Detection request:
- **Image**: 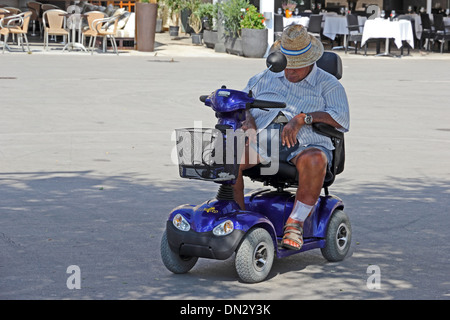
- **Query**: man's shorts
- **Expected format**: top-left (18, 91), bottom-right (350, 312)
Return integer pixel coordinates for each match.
top-left (250, 122), bottom-right (333, 167)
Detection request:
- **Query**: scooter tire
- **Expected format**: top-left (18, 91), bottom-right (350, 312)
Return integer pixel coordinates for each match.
top-left (235, 228), bottom-right (274, 283)
top-left (160, 230), bottom-right (198, 274)
top-left (321, 209), bottom-right (352, 262)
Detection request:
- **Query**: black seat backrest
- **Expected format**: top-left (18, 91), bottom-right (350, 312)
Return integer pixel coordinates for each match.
top-left (308, 14), bottom-right (323, 33)
top-left (316, 51), bottom-right (343, 80)
top-left (243, 52), bottom-right (345, 191)
top-left (433, 14), bottom-right (445, 32)
top-left (274, 13), bottom-right (283, 32)
top-left (346, 14), bottom-right (360, 33)
top-left (420, 13), bottom-right (432, 30)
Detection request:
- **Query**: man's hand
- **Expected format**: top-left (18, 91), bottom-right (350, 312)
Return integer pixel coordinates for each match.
top-left (282, 116), bottom-right (304, 148)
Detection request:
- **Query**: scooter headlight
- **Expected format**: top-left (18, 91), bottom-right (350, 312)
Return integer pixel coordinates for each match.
top-left (213, 220), bottom-right (234, 236)
top-left (173, 213), bottom-right (190, 232)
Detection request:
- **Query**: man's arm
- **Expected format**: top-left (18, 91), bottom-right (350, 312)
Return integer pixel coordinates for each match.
top-left (281, 111), bottom-right (340, 148)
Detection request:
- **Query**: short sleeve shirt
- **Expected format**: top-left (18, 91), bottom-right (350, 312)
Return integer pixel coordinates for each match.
top-left (243, 63), bottom-right (350, 151)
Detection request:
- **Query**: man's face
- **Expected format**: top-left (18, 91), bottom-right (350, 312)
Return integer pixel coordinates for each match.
top-left (284, 65), bottom-right (313, 83)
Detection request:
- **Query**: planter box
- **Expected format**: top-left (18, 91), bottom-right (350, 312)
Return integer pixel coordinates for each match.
top-left (191, 33), bottom-right (203, 45)
top-left (225, 36), bottom-right (243, 56)
top-left (169, 26), bottom-right (180, 37)
top-left (135, 2), bottom-right (157, 52)
top-left (242, 28), bottom-right (268, 58)
top-left (203, 30), bottom-right (218, 49)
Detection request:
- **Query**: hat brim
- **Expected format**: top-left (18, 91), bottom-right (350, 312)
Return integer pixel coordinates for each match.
top-left (284, 34), bottom-right (324, 69)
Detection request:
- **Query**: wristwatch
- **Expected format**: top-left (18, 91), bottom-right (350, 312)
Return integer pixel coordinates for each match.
top-left (304, 113), bottom-right (313, 125)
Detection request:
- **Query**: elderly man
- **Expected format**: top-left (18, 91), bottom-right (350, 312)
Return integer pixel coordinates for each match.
top-left (233, 25), bottom-right (350, 250)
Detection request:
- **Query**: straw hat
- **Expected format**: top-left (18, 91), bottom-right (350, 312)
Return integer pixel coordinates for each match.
top-left (280, 24), bottom-right (323, 69)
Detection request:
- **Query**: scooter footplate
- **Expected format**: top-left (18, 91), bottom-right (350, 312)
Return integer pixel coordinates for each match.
top-left (276, 238), bottom-right (325, 258)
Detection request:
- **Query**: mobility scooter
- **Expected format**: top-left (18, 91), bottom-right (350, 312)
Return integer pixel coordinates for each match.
top-left (160, 51), bottom-right (351, 283)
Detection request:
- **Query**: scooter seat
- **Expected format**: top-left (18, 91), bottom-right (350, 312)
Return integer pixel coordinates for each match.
top-left (243, 160), bottom-right (335, 189)
top-left (243, 123), bottom-right (344, 192)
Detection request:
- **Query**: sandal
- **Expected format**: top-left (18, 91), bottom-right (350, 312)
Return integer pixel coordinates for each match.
top-left (281, 222), bottom-right (304, 251)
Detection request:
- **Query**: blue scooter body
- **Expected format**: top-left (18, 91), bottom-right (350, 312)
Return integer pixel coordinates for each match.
top-left (166, 189), bottom-right (343, 260)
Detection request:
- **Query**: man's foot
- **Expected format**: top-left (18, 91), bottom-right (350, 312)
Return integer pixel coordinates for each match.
top-left (281, 218), bottom-right (303, 250)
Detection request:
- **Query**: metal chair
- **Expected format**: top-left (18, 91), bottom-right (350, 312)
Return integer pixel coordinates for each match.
top-left (433, 14), bottom-right (450, 53)
top-left (26, 1), bottom-right (43, 37)
top-left (273, 13), bottom-right (283, 41)
top-left (82, 11), bottom-right (106, 49)
top-left (345, 14), bottom-right (366, 54)
top-left (42, 9), bottom-right (69, 50)
top-left (307, 14), bottom-right (323, 39)
top-left (90, 15), bottom-right (120, 55)
top-left (420, 13), bottom-right (435, 50)
top-left (0, 11), bottom-right (32, 53)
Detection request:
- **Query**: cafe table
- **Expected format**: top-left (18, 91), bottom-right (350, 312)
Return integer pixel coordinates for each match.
top-left (361, 18), bottom-right (414, 57)
top-left (283, 16), bottom-right (309, 28)
top-left (322, 15), bottom-right (367, 50)
top-left (322, 15), bottom-right (367, 41)
top-left (61, 12), bottom-right (88, 52)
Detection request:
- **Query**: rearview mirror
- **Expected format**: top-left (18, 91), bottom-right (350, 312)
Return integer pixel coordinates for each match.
top-left (266, 51), bottom-right (287, 73)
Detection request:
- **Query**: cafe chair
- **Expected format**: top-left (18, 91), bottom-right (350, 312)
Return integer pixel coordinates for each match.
top-left (0, 11), bottom-right (32, 53)
top-left (273, 13), bottom-right (283, 41)
top-left (82, 11), bottom-right (106, 49)
top-left (345, 14), bottom-right (366, 54)
top-left (433, 14), bottom-right (450, 53)
top-left (90, 15), bottom-right (120, 55)
top-left (4, 7), bottom-right (21, 15)
top-left (26, 1), bottom-right (43, 37)
top-left (307, 14), bottom-right (323, 40)
top-left (41, 4), bottom-right (59, 12)
top-left (42, 9), bottom-right (69, 51)
top-left (419, 13), bottom-right (435, 51)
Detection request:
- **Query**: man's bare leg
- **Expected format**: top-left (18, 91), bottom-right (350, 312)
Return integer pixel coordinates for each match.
top-left (282, 148), bottom-right (328, 249)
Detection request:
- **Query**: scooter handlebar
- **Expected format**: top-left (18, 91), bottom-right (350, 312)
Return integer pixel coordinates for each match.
top-left (198, 93), bottom-right (286, 109)
top-left (248, 99), bottom-right (286, 109)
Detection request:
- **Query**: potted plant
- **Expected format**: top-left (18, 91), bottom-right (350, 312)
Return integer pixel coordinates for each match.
top-left (166, 0), bottom-right (185, 37)
top-left (282, 0), bottom-right (297, 17)
top-left (240, 4), bottom-right (268, 58)
top-left (199, 2), bottom-right (219, 49)
top-left (189, 13), bottom-right (203, 44)
top-left (221, 0), bottom-right (250, 56)
top-left (185, 0), bottom-right (202, 44)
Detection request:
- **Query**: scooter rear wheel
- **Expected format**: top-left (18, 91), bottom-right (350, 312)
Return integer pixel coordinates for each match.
top-left (235, 228), bottom-right (274, 283)
top-left (321, 209), bottom-right (352, 262)
top-left (160, 230), bottom-right (198, 274)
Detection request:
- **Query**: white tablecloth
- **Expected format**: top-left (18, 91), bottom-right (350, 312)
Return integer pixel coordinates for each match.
top-left (322, 15), bottom-right (367, 40)
top-left (283, 16), bottom-right (310, 28)
top-left (361, 19), bottom-right (414, 48)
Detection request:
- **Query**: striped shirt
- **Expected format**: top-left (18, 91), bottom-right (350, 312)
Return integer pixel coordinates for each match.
top-left (243, 63), bottom-right (350, 151)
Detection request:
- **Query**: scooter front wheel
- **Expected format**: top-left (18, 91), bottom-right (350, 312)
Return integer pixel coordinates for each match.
top-left (321, 209), bottom-right (352, 262)
top-left (160, 230), bottom-right (198, 274)
top-left (235, 228), bottom-right (274, 283)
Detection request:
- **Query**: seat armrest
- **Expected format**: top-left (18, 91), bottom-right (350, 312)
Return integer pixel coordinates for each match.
top-left (312, 123), bottom-right (343, 140)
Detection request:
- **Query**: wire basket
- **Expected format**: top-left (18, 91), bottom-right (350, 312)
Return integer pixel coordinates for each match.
top-left (175, 128), bottom-right (238, 182)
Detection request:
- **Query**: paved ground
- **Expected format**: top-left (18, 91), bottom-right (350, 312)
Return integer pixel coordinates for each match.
top-left (1, 31), bottom-right (450, 301)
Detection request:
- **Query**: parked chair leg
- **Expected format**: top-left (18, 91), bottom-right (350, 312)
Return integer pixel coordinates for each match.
top-left (2, 34), bottom-right (8, 53)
